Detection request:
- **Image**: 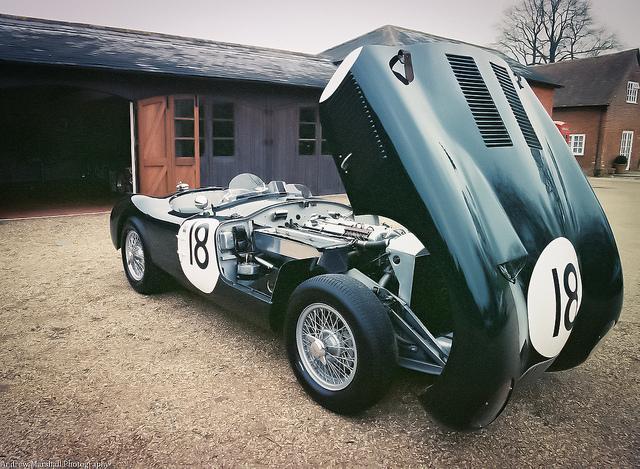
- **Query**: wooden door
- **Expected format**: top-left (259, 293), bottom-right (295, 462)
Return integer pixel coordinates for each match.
top-left (269, 97), bottom-right (344, 196)
top-left (269, 98), bottom-right (320, 195)
top-left (317, 144), bottom-right (344, 195)
top-left (137, 95), bottom-right (200, 196)
top-left (137, 96), bottom-right (172, 196)
top-left (200, 95), bottom-right (268, 187)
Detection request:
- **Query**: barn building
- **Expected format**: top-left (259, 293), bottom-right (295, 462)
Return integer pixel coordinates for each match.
top-left (0, 16), bottom-right (558, 215)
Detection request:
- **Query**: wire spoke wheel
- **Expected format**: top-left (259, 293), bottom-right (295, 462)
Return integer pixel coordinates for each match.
top-left (286, 275), bottom-right (395, 413)
top-left (125, 230), bottom-right (145, 281)
top-left (120, 221), bottom-right (170, 294)
top-left (296, 302), bottom-right (358, 391)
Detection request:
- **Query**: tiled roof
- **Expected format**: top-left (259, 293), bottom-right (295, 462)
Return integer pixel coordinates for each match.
top-left (0, 14), bottom-right (337, 88)
top-left (533, 49), bottom-right (640, 107)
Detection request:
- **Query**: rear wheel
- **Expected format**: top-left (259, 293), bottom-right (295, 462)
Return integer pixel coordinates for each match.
top-left (121, 222), bottom-right (169, 294)
top-left (285, 274), bottom-right (396, 414)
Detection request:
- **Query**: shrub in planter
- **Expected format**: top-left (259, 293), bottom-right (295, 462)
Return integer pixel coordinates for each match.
top-left (613, 155), bottom-right (628, 174)
top-left (613, 155), bottom-right (628, 165)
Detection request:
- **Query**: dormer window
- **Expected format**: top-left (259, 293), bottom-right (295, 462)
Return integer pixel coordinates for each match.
top-left (627, 81), bottom-right (639, 104)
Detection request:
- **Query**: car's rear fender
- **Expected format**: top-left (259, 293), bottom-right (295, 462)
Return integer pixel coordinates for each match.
top-left (109, 195), bottom-right (137, 249)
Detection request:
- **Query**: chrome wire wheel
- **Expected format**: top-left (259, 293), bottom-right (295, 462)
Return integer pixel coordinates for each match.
top-left (296, 302), bottom-right (358, 391)
top-left (125, 230), bottom-right (145, 282)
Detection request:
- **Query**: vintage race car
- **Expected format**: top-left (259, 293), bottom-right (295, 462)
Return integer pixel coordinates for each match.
top-left (110, 43), bottom-right (623, 430)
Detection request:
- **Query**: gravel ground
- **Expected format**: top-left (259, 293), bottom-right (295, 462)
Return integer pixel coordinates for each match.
top-left (0, 178), bottom-right (638, 468)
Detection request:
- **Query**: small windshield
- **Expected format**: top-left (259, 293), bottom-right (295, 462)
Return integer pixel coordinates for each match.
top-left (228, 173), bottom-right (268, 192)
top-left (170, 174), bottom-right (314, 213)
top-left (220, 174), bottom-right (269, 204)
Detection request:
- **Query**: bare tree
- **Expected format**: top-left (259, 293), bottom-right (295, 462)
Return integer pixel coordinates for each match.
top-left (496, 0), bottom-right (620, 65)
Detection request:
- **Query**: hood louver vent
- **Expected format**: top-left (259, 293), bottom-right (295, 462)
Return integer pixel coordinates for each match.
top-left (491, 62), bottom-right (542, 149)
top-left (447, 54), bottom-right (512, 148)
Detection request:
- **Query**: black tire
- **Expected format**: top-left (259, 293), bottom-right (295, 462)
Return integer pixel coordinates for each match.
top-left (285, 274), bottom-right (396, 414)
top-left (120, 221), bottom-right (170, 294)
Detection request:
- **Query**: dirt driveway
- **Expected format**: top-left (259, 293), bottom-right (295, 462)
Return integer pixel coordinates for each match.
top-left (1, 178), bottom-right (638, 468)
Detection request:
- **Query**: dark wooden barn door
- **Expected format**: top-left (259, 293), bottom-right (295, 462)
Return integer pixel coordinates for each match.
top-left (198, 92), bottom-right (343, 195)
top-left (269, 97), bottom-right (320, 194)
top-left (317, 152), bottom-right (344, 195)
top-left (199, 95), bottom-right (268, 187)
top-left (137, 95), bottom-right (200, 196)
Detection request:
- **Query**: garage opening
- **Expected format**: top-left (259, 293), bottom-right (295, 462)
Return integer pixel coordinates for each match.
top-left (0, 86), bottom-right (132, 219)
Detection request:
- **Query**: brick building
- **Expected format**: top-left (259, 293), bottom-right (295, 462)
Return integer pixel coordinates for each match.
top-left (535, 49), bottom-right (640, 175)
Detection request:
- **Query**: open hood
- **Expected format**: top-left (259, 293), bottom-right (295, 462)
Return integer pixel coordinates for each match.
top-left (319, 43), bottom-right (623, 428)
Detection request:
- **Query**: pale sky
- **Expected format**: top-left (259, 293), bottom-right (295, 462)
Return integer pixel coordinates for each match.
top-left (0, 0), bottom-right (637, 55)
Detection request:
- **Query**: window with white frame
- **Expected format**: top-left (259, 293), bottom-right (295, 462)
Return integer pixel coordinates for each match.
top-left (569, 134), bottom-right (585, 156)
top-left (627, 81), bottom-right (639, 104)
top-left (620, 131), bottom-right (634, 159)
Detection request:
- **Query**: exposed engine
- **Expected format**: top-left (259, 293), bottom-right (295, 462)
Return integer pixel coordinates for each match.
top-left (213, 199), bottom-right (426, 316)
top-left (211, 202), bottom-right (447, 377)
top-left (171, 175), bottom-right (450, 385)
top-left (300, 214), bottom-right (402, 242)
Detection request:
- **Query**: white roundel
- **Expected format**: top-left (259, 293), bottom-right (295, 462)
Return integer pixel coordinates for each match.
top-left (527, 237), bottom-right (582, 358)
top-left (177, 218), bottom-right (220, 294)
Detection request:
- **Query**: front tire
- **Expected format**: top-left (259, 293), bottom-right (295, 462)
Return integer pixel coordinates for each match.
top-left (285, 274), bottom-right (396, 414)
top-left (121, 222), bottom-right (169, 294)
